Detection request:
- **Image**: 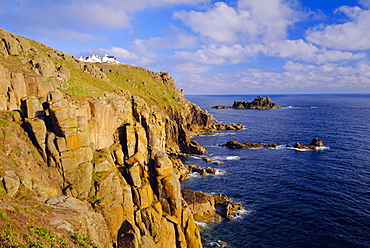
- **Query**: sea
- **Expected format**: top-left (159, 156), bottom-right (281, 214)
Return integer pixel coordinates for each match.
top-left (181, 94), bottom-right (370, 248)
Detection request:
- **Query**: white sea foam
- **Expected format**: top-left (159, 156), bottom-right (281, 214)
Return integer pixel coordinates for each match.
top-left (315, 146), bottom-right (330, 151)
top-left (283, 106), bottom-right (301, 109)
top-left (268, 145), bottom-right (287, 150)
top-left (206, 240), bottom-right (227, 247)
top-left (291, 148), bottom-right (310, 152)
top-left (190, 155), bottom-right (202, 160)
top-left (214, 170), bottom-right (226, 175)
top-left (212, 155), bottom-right (243, 160)
top-left (197, 132), bottom-right (236, 137)
top-left (188, 172), bottom-right (202, 178)
top-left (195, 221), bottom-right (208, 228)
top-left (290, 146), bottom-right (330, 152)
top-left (228, 209), bottom-right (253, 222)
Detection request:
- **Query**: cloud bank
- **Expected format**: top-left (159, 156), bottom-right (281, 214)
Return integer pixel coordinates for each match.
top-left (1, 0), bottom-right (370, 94)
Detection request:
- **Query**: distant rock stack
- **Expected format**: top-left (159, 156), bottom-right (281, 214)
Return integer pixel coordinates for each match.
top-left (212, 95), bottom-right (282, 109)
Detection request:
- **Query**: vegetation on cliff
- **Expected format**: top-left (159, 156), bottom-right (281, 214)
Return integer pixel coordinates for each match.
top-left (0, 28), bottom-right (217, 247)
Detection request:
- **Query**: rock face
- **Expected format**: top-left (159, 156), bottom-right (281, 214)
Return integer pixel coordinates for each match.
top-left (0, 29), bottom-right (217, 247)
top-left (212, 95), bottom-right (282, 109)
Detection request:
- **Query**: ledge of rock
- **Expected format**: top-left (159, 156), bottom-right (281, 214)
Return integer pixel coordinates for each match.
top-left (181, 189), bottom-right (243, 222)
top-left (222, 140), bottom-right (279, 149)
top-left (208, 123), bottom-right (245, 131)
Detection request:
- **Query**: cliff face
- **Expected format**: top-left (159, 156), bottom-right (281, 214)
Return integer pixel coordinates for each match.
top-left (0, 29), bottom-right (214, 247)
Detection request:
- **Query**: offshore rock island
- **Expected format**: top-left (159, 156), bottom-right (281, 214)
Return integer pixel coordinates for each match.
top-left (212, 95), bottom-right (282, 109)
top-left (222, 138), bottom-right (326, 150)
top-left (0, 29), bottom-right (240, 247)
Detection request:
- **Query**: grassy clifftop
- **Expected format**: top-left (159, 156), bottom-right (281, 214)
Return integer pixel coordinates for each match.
top-left (0, 28), bottom-right (183, 111)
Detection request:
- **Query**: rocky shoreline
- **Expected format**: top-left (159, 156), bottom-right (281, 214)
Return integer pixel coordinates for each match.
top-left (0, 28), bottom-right (239, 248)
top-left (181, 189), bottom-right (243, 222)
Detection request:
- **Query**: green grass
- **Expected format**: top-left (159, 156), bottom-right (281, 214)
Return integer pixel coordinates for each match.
top-left (0, 229), bottom-right (15, 243)
top-left (70, 233), bottom-right (100, 248)
top-left (92, 171), bottom-right (108, 182)
top-left (0, 117), bottom-right (8, 127)
top-left (29, 226), bottom-right (58, 242)
top-left (0, 185), bottom-right (7, 195)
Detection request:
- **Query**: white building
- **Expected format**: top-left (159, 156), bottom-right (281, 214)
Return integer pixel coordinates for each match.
top-left (102, 54), bottom-right (119, 63)
top-left (79, 54), bottom-right (120, 63)
top-left (78, 54), bottom-right (101, 63)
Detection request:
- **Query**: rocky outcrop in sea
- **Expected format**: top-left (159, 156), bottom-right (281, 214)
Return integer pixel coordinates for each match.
top-left (212, 95), bottom-right (282, 109)
top-left (222, 138), bottom-right (326, 150)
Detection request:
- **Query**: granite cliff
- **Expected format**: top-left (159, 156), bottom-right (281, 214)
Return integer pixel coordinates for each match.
top-left (0, 28), bottom-right (215, 247)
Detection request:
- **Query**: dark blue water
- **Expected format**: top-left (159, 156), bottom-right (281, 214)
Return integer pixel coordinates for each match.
top-left (182, 95), bottom-right (370, 248)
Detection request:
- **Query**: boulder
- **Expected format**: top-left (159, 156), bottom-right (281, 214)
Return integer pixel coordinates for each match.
top-left (20, 95), bottom-right (45, 118)
top-left (2, 170), bottom-right (20, 197)
top-left (309, 138), bottom-right (325, 147)
top-left (154, 152), bottom-right (173, 176)
top-left (45, 196), bottom-right (112, 248)
top-left (2, 36), bottom-right (22, 55)
top-left (181, 189), bottom-right (215, 222)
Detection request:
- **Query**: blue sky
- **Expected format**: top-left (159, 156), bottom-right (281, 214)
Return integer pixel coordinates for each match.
top-left (1, 0), bottom-right (370, 95)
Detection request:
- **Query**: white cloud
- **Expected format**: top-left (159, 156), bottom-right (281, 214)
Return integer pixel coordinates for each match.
top-left (168, 38), bottom-right (365, 67)
top-left (174, 0), bottom-right (303, 44)
top-left (177, 60), bottom-right (370, 94)
top-left (35, 28), bottom-right (107, 43)
top-left (171, 43), bottom-right (268, 66)
top-left (359, 0), bottom-right (370, 9)
top-left (67, 0), bottom-right (210, 30)
top-left (306, 6), bottom-right (370, 50)
top-left (174, 2), bottom-right (246, 44)
top-left (132, 26), bottom-right (199, 58)
top-left (0, 0), bottom-right (210, 33)
top-left (67, 2), bottom-right (133, 30)
top-left (169, 62), bottom-right (212, 74)
top-left (266, 40), bottom-right (366, 64)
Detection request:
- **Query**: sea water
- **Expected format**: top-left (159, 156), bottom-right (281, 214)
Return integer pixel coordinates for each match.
top-left (182, 94), bottom-right (370, 248)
